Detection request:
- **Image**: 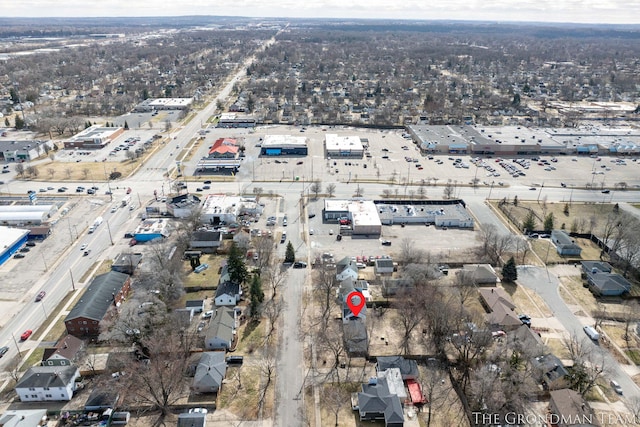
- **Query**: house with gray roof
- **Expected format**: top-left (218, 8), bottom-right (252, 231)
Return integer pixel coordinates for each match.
top-left (376, 356), bottom-right (419, 380)
top-left (532, 354), bottom-right (569, 390)
top-left (0, 409), bottom-right (48, 427)
top-left (214, 281), bottom-right (241, 307)
top-left (551, 230), bottom-right (582, 256)
top-left (189, 230), bottom-right (222, 253)
top-left (343, 320), bottom-right (369, 357)
top-left (355, 376), bottom-right (404, 426)
top-left (374, 258), bottom-right (395, 275)
top-left (111, 252), bottom-right (143, 275)
top-left (177, 412), bottom-right (206, 427)
top-left (64, 271), bottom-right (131, 337)
top-left (204, 307), bottom-right (236, 351)
top-left (587, 272), bottom-right (631, 296)
top-left (458, 264), bottom-right (500, 285)
top-left (192, 352), bottom-right (227, 394)
top-left (15, 365), bottom-right (80, 402)
top-left (336, 257), bottom-right (358, 282)
top-left (581, 260), bottom-right (612, 275)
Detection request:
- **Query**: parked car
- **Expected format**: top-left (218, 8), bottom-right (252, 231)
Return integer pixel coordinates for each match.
top-left (0, 346), bottom-right (8, 357)
top-left (293, 261), bottom-right (307, 269)
top-left (518, 314), bottom-right (531, 327)
top-left (188, 408), bottom-right (208, 414)
top-left (381, 240), bottom-right (392, 246)
top-left (20, 329), bottom-right (33, 341)
top-left (35, 291), bottom-right (46, 302)
top-left (226, 356), bottom-right (244, 365)
top-left (25, 242), bottom-right (36, 247)
top-left (19, 248), bottom-right (30, 253)
top-left (610, 380), bottom-right (623, 395)
top-left (13, 253), bottom-right (25, 259)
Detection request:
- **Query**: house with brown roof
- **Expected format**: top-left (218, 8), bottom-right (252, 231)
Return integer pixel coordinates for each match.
top-left (458, 264), bottom-right (500, 285)
top-left (549, 388), bottom-right (599, 426)
top-left (41, 335), bottom-right (85, 367)
top-left (478, 287), bottom-right (521, 330)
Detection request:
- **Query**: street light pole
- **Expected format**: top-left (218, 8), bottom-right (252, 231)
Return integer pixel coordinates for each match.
top-left (106, 219), bottom-right (114, 245)
top-left (41, 253), bottom-right (48, 272)
top-left (70, 269), bottom-right (76, 291)
top-left (11, 333), bottom-right (21, 357)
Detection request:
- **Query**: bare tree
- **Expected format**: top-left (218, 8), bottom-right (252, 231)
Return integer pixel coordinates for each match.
top-left (443, 180), bottom-right (454, 199)
top-left (14, 163), bottom-right (25, 177)
top-left (325, 183), bottom-right (336, 197)
top-left (26, 165), bottom-right (38, 177)
top-left (254, 235), bottom-right (276, 271)
top-left (262, 264), bottom-right (287, 299)
top-left (114, 327), bottom-right (193, 418)
top-left (394, 288), bottom-right (427, 354)
top-left (65, 167), bottom-right (72, 179)
top-left (315, 265), bottom-right (337, 328)
top-left (422, 361), bottom-right (451, 427)
top-left (316, 319), bottom-right (347, 384)
top-left (262, 297), bottom-right (285, 342)
top-left (322, 384), bottom-right (350, 427)
top-left (310, 180), bottom-right (322, 199)
top-left (257, 348), bottom-right (277, 417)
top-left (479, 224), bottom-right (514, 266)
top-left (398, 238), bottom-right (425, 265)
top-left (47, 167), bottom-right (55, 179)
top-left (563, 332), bottom-right (609, 396)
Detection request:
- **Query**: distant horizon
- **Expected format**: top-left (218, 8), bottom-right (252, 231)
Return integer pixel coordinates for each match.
top-left (1, 0), bottom-right (639, 25)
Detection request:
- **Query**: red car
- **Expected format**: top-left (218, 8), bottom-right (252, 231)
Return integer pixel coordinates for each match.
top-left (35, 291), bottom-right (46, 302)
top-left (20, 330), bottom-right (33, 341)
top-left (126, 187), bottom-right (132, 194)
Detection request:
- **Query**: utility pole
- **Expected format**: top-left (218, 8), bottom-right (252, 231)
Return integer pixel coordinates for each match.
top-left (70, 269), bottom-right (76, 291)
top-left (106, 219), bottom-right (114, 245)
top-left (11, 333), bottom-right (21, 357)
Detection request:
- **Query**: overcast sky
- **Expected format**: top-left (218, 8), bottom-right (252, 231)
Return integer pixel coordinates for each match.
top-left (2, 0), bottom-right (639, 24)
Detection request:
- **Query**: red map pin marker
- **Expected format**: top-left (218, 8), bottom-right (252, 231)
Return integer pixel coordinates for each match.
top-left (346, 291), bottom-right (366, 317)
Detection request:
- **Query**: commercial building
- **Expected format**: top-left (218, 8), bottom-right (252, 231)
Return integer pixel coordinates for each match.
top-left (200, 194), bottom-right (263, 226)
top-left (133, 218), bottom-right (170, 243)
top-left (0, 204), bottom-right (56, 226)
top-left (216, 113), bottom-right (256, 128)
top-left (0, 140), bottom-right (55, 162)
top-left (166, 194), bottom-right (201, 219)
top-left (259, 134), bottom-right (308, 156)
top-left (64, 125), bottom-right (124, 150)
top-left (376, 200), bottom-right (474, 228)
top-left (196, 137), bottom-right (241, 172)
top-left (324, 133), bottom-right (364, 158)
top-left (323, 199), bottom-right (382, 236)
top-left (133, 97), bottom-right (193, 112)
top-left (0, 226), bottom-right (29, 266)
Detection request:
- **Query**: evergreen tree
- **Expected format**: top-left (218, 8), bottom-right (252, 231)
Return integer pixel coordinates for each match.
top-left (522, 211), bottom-right (536, 233)
top-left (124, 121), bottom-right (129, 130)
top-left (564, 203), bottom-right (570, 216)
top-left (285, 241), bottom-right (295, 263)
top-left (502, 257), bottom-right (518, 282)
top-left (543, 213), bottom-right (555, 233)
top-left (9, 88), bottom-right (19, 104)
top-left (249, 274), bottom-right (264, 319)
top-left (227, 243), bottom-right (248, 285)
top-left (14, 115), bottom-right (25, 130)
top-left (513, 195), bottom-right (518, 206)
top-left (4, 117), bottom-right (9, 127)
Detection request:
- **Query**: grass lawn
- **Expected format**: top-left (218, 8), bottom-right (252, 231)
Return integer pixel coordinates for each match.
top-left (182, 255), bottom-right (223, 289)
top-left (503, 281), bottom-right (553, 317)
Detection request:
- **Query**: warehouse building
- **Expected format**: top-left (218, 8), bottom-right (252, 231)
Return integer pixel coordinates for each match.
top-left (0, 204), bottom-right (57, 226)
top-left (0, 226), bottom-right (30, 266)
top-left (324, 134), bottom-right (364, 158)
top-left (64, 125), bottom-right (124, 150)
top-left (259, 135), bottom-right (308, 156)
top-left (376, 200), bottom-right (474, 228)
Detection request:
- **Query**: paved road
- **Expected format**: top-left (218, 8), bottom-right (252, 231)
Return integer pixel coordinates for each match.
top-left (517, 265), bottom-right (640, 404)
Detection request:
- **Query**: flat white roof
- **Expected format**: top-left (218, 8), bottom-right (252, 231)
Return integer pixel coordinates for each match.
top-left (148, 98), bottom-right (193, 108)
top-left (0, 226), bottom-right (30, 249)
top-left (202, 194), bottom-right (243, 215)
top-left (262, 134), bottom-right (307, 148)
top-left (68, 125), bottom-right (121, 142)
top-left (349, 200), bottom-right (381, 227)
top-left (0, 212), bottom-right (48, 222)
top-left (324, 199), bottom-right (351, 212)
top-left (0, 205), bottom-right (54, 213)
top-left (134, 218), bottom-right (169, 234)
top-left (324, 134), bottom-right (363, 151)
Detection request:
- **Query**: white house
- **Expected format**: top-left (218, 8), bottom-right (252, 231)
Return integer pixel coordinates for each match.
top-left (336, 257), bottom-right (358, 282)
top-left (15, 365), bottom-right (80, 402)
top-left (214, 281), bottom-right (241, 307)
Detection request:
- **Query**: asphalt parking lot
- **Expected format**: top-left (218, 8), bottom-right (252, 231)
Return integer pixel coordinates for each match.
top-left (185, 125), bottom-right (640, 192)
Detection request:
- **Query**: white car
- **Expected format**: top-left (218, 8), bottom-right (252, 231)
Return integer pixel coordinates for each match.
top-left (110, 206), bottom-right (118, 213)
top-left (188, 408), bottom-right (208, 414)
top-left (309, 229), bottom-right (315, 235)
top-left (80, 244), bottom-right (88, 251)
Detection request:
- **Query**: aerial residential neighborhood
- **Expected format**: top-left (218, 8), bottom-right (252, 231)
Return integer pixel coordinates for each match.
top-left (0, 14), bottom-right (639, 427)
